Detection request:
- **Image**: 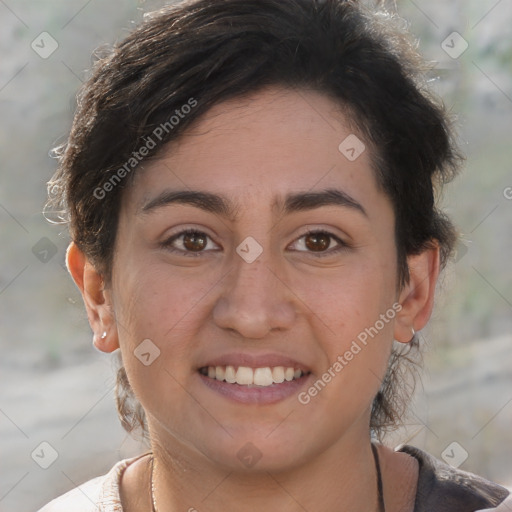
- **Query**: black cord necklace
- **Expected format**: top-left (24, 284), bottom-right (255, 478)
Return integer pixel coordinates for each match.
top-left (150, 446), bottom-right (386, 512)
top-left (372, 442), bottom-right (386, 512)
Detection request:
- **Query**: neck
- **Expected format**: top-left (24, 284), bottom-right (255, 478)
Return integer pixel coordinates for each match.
top-left (150, 429), bottom-right (380, 512)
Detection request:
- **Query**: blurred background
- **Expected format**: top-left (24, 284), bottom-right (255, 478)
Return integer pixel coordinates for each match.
top-left (0, 0), bottom-right (511, 510)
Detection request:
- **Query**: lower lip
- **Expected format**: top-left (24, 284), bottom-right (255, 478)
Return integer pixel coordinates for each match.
top-left (197, 372), bottom-right (312, 404)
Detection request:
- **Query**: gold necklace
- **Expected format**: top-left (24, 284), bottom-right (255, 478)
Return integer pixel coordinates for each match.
top-left (150, 455), bottom-right (158, 512)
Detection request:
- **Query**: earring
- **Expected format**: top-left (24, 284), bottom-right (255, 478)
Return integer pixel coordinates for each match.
top-left (100, 331), bottom-right (107, 339)
top-left (409, 328), bottom-right (416, 342)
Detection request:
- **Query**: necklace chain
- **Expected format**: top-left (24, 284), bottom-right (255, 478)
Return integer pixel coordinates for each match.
top-left (150, 444), bottom-right (385, 512)
top-left (150, 455), bottom-right (158, 512)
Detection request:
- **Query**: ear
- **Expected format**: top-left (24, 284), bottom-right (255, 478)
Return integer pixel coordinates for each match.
top-left (66, 242), bottom-right (119, 353)
top-left (394, 243), bottom-right (440, 343)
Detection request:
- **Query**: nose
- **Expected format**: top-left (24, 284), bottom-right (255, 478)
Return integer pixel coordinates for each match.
top-left (212, 249), bottom-right (297, 339)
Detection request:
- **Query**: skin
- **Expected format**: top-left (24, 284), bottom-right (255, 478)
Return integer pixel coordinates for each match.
top-left (67, 86), bottom-right (439, 511)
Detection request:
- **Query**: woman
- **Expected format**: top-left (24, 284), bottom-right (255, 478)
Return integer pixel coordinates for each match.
top-left (40, 0), bottom-right (511, 510)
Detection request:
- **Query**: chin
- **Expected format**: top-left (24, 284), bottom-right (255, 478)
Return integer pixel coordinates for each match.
top-left (194, 429), bottom-right (313, 474)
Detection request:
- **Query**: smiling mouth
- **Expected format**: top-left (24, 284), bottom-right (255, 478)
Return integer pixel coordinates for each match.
top-left (198, 365), bottom-right (311, 387)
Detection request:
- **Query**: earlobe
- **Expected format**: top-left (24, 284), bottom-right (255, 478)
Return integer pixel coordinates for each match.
top-left (92, 329), bottom-right (118, 353)
top-left (394, 243), bottom-right (440, 344)
top-left (66, 242), bottom-right (120, 353)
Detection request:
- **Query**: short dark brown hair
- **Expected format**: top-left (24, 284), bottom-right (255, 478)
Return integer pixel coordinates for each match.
top-left (46, 0), bottom-right (462, 440)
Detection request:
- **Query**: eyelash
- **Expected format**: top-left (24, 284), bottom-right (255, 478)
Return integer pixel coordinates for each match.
top-left (160, 228), bottom-right (348, 258)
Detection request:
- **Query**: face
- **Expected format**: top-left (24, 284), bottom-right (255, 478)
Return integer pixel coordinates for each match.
top-left (80, 87), bottom-right (431, 472)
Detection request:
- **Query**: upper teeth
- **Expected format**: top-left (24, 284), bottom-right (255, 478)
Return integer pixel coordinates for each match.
top-left (202, 366), bottom-right (305, 387)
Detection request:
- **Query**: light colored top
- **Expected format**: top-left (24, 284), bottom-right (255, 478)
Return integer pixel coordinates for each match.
top-left (37, 453), bottom-right (150, 512)
top-left (37, 449), bottom-right (511, 511)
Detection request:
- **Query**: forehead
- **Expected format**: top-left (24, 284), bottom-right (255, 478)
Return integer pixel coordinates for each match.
top-left (125, 86), bottom-right (389, 219)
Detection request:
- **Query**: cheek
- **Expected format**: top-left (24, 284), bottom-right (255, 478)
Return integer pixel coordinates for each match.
top-left (115, 261), bottom-right (212, 339)
top-left (292, 261), bottom-right (393, 341)
top-left (292, 260), bottom-right (395, 404)
top-left (294, 269), bottom-right (395, 421)
top-left (112, 263), bottom-right (212, 402)
top-left (112, 265), bottom-right (210, 425)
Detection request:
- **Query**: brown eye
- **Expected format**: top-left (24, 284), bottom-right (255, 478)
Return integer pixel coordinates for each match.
top-left (304, 232), bottom-right (331, 252)
top-left (289, 230), bottom-right (347, 258)
top-left (182, 231), bottom-right (207, 251)
top-left (162, 229), bottom-right (219, 256)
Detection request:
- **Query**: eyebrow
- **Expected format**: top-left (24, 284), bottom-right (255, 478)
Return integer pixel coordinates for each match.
top-left (140, 187), bottom-right (367, 220)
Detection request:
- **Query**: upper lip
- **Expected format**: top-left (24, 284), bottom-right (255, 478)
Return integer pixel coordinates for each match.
top-left (198, 353), bottom-right (311, 373)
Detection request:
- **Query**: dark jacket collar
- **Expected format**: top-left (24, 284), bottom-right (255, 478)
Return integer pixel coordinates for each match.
top-left (396, 444), bottom-right (510, 512)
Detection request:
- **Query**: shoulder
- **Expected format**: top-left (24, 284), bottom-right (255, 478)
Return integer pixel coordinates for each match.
top-left (37, 453), bottom-right (151, 512)
top-left (37, 475), bottom-right (105, 512)
top-left (396, 444), bottom-right (510, 512)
